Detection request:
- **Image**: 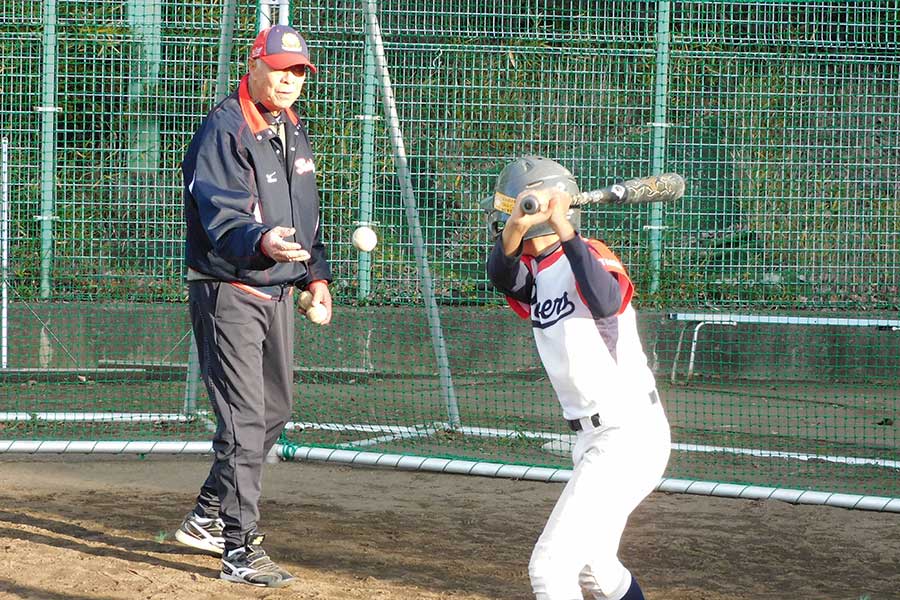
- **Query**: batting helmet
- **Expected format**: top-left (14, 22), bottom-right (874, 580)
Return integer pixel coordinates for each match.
top-left (482, 156), bottom-right (581, 240)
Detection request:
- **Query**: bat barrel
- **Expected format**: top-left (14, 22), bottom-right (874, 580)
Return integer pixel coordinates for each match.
top-left (621, 172), bottom-right (685, 205)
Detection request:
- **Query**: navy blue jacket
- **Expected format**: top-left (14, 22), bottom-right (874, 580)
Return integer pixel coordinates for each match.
top-left (182, 76), bottom-right (332, 289)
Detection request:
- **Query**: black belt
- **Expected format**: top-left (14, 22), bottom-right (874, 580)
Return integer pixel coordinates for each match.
top-left (567, 413), bottom-right (602, 431)
top-left (567, 390), bottom-right (660, 432)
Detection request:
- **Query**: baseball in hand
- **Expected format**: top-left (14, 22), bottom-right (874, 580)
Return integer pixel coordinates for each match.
top-left (299, 290), bottom-right (328, 325)
top-left (306, 303), bottom-right (328, 324)
top-left (352, 226), bottom-right (378, 252)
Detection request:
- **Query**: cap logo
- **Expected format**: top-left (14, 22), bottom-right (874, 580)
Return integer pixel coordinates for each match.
top-left (280, 32), bottom-right (303, 52)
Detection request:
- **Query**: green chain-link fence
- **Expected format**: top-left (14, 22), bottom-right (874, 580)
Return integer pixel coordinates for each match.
top-left (0, 1), bottom-right (897, 508)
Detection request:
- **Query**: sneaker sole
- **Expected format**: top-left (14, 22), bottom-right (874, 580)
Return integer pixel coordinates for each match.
top-left (220, 571), bottom-right (294, 588)
top-left (174, 529), bottom-right (224, 556)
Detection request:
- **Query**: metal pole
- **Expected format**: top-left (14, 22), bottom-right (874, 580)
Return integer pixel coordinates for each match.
top-left (256, 0), bottom-right (291, 32)
top-left (214, 0), bottom-right (238, 103)
top-left (126, 0), bottom-right (162, 171)
top-left (648, 0), bottom-right (672, 295)
top-left (257, 0), bottom-right (272, 30)
top-left (356, 34), bottom-right (378, 300)
top-left (258, 0), bottom-right (289, 30)
top-left (39, 0), bottom-right (59, 299)
top-left (1, 138), bottom-right (8, 369)
top-left (361, 0), bottom-right (460, 428)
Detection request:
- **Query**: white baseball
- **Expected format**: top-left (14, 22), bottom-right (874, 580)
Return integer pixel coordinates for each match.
top-left (299, 290), bottom-right (314, 310)
top-left (352, 226), bottom-right (378, 252)
top-left (305, 302), bottom-right (328, 325)
top-left (299, 291), bottom-right (328, 324)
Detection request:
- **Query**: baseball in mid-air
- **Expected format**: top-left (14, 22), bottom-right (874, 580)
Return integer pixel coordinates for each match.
top-left (299, 290), bottom-right (328, 325)
top-left (352, 226), bottom-right (378, 252)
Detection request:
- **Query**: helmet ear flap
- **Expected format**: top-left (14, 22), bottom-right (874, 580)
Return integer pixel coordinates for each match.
top-left (481, 196), bottom-right (508, 240)
top-left (489, 218), bottom-right (506, 238)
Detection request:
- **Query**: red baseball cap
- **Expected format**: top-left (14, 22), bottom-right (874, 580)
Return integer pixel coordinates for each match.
top-left (250, 25), bottom-right (317, 73)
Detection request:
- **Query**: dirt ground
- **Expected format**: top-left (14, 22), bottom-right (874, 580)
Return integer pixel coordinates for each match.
top-left (0, 455), bottom-right (897, 600)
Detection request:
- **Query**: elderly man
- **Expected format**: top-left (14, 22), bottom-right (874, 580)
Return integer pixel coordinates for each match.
top-left (175, 24), bottom-right (332, 588)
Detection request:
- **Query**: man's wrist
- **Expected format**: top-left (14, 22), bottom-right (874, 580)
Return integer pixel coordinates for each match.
top-left (258, 229), bottom-right (273, 258)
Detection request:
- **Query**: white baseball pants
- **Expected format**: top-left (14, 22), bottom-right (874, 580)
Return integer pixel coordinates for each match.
top-left (529, 396), bottom-right (671, 600)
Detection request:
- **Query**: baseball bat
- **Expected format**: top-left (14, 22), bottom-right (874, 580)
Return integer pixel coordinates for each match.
top-left (520, 172), bottom-right (685, 214)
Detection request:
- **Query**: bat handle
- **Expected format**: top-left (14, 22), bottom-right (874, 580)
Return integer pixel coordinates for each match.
top-left (520, 195), bottom-right (539, 215)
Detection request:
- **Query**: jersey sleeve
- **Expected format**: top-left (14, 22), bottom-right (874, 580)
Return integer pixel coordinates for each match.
top-left (503, 255), bottom-right (533, 319)
top-left (486, 237), bottom-right (534, 319)
top-left (585, 239), bottom-right (634, 314)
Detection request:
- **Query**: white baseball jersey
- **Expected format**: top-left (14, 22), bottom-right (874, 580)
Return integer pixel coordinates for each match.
top-left (505, 239), bottom-right (657, 424)
top-left (488, 235), bottom-right (671, 598)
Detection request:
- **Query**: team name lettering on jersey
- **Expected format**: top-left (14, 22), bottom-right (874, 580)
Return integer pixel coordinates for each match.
top-left (531, 290), bottom-right (575, 329)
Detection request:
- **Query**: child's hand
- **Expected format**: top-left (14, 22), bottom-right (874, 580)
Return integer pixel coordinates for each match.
top-left (546, 189), bottom-right (576, 240)
top-left (500, 187), bottom-right (575, 253)
top-left (546, 189), bottom-right (571, 226)
top-left (506, 189), bottom-right (553, 233)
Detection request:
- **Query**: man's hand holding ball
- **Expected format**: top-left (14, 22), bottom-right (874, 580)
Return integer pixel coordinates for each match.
top-left (299, 281), bottom-right (332, 325)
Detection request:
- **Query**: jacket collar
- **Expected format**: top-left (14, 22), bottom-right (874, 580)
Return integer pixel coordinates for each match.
top-left (238, 75), bottom-right (300, 135)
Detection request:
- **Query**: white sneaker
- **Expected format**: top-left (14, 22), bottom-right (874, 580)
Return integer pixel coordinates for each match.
top-left (174, 511), bottom-right (225, 555)
top-left (220, 533), bottom-right (294, 588)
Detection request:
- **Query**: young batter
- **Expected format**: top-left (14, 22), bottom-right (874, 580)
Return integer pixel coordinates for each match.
top-left (483, 156), bottom-right (671, 600)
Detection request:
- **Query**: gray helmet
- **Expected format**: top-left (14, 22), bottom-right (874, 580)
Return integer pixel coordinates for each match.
top-left (482, 156), bottom-right (581, 240)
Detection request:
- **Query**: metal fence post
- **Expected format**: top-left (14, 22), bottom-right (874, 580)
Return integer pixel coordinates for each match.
top-left (648, 0), bottom-right (672, 295)
top-left (38, 0), bottom-right (58, 299)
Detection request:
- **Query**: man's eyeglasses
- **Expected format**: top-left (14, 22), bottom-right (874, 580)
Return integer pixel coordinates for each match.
top-left (288, 65), bottom-right (308, 77)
